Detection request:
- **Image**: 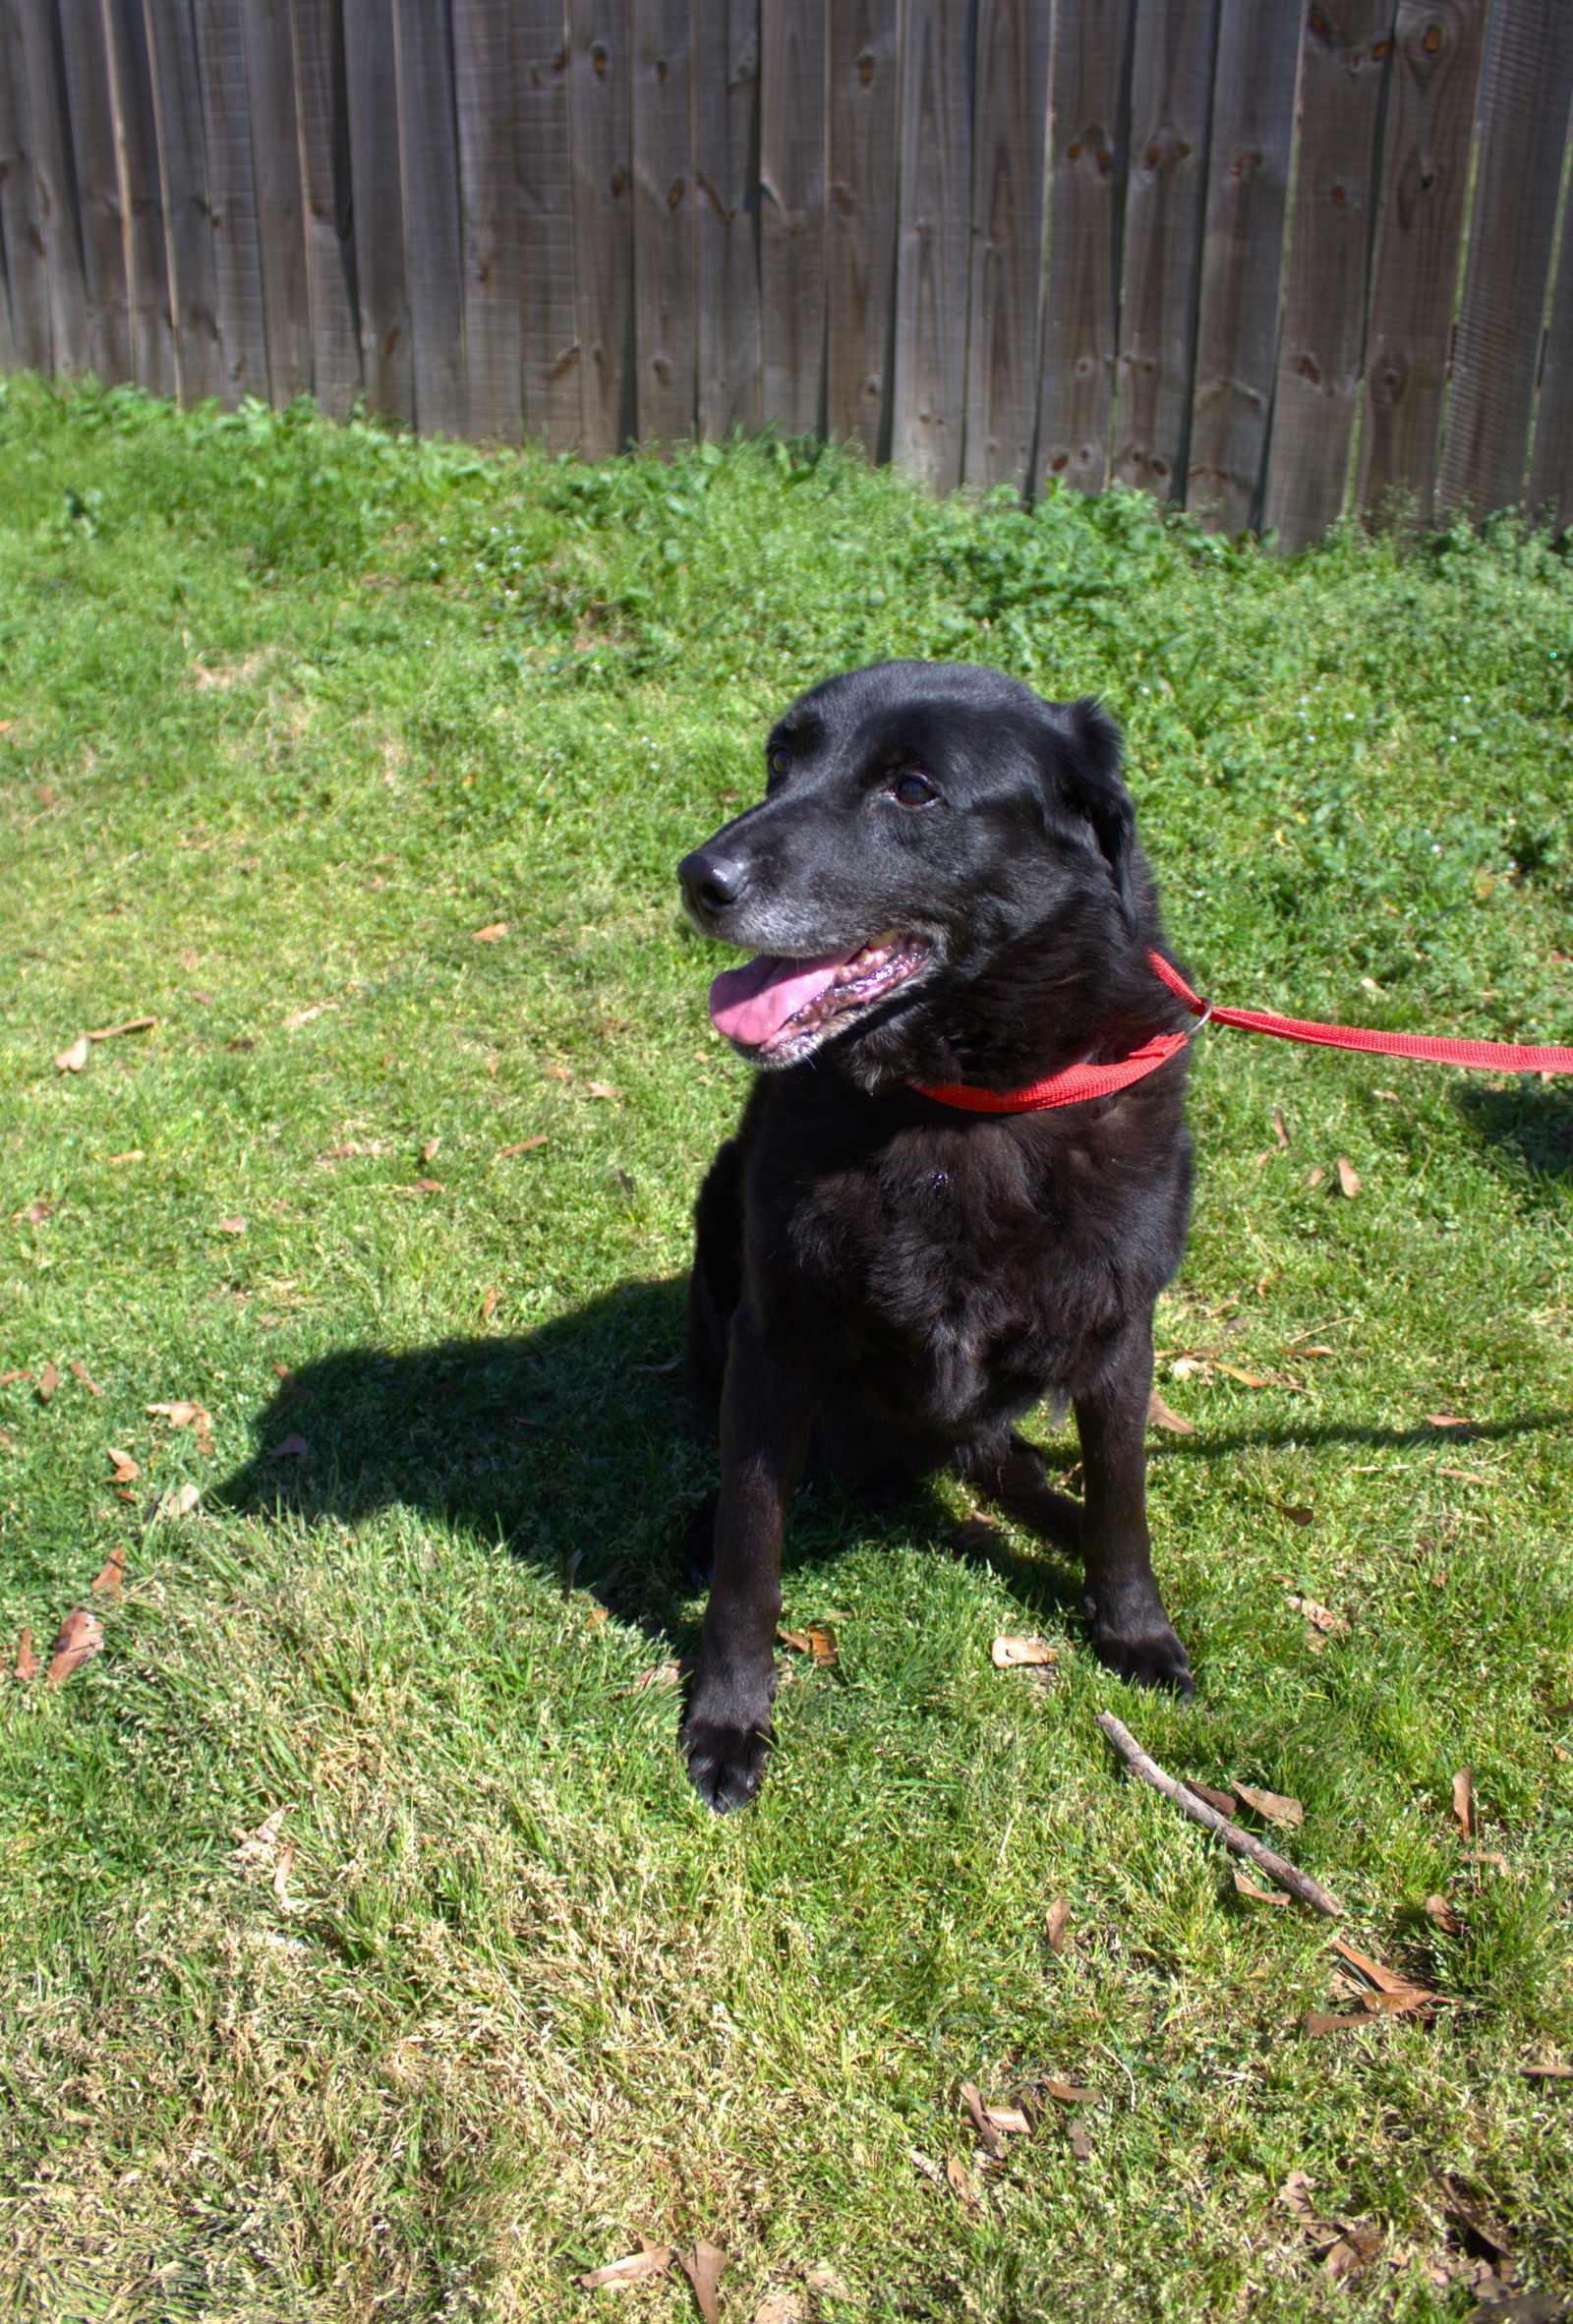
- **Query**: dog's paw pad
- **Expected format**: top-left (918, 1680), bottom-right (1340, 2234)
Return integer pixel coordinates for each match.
top-left (1087, 1602), bottom-right (1194, 1697)
top-left (680, 1717), bottom-right (772, 1814)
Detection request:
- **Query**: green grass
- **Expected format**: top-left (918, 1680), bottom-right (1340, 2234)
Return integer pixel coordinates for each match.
top-left (1, 374), bottom-right (1571, 2322)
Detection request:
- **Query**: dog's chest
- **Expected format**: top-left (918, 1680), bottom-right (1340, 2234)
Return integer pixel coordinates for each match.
top-left (766, 1126), bottom-right (1125, 1424)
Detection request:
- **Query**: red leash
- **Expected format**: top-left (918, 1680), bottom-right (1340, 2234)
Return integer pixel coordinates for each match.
top-left (912, 951), bottom-right (1573, 1115)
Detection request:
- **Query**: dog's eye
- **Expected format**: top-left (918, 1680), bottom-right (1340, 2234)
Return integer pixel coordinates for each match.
top-left (890, 772), bottom-right (937, 807)
top-left (767, 744), bottom-right (792, 782)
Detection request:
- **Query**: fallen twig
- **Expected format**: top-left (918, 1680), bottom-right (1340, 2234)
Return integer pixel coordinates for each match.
top-left (1095, 1711), bottom-right (1344, 1918)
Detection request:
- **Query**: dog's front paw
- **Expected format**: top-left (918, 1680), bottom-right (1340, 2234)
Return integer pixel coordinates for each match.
top-left (1086, 1592), bottom-right (1194, 1697)
top-left (680, 1661), bottom-right (777, 1813)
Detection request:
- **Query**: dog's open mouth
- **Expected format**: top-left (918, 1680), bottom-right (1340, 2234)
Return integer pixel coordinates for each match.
top-left (709, 931), bottom-right (933, 1060)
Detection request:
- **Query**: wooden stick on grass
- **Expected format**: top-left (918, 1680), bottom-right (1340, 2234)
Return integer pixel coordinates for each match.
top-left (1095, 1711), bottom-right (1344, 1918)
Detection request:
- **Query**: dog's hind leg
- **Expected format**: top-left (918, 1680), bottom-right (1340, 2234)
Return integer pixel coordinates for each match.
top-left (1073, 1321), bottom-right (1194, 1695)
top-left (958, 1431), bottom-right (1082, 1554)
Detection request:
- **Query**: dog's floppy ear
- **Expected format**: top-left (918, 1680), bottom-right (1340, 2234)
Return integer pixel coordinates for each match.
top-left (1055, 696), bottom-right (1136, 921)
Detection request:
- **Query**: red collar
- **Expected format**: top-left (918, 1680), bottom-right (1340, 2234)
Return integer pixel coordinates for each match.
top-left (910, 951), bottom-right (1573, 1112)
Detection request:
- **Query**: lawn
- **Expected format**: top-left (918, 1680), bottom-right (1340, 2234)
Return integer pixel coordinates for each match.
top-left (0, 375), bottom-right (1570, 2323)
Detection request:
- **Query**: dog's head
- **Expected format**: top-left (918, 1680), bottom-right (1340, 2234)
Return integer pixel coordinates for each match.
top-left (678, 662), bottom-right (1152, 1081)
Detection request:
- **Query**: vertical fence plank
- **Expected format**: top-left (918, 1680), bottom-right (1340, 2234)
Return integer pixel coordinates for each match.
top-left (103, 0), bottom-right (175, 394)
top-left (0, 212), bottom-right (12, 371)
top-left (1437, 0), bottom-right (1573, 524)
top-left (826, 0), bottom-right (898, 456)
top-left (1035, 0), bottom-right (1134, 495)
top-left (452, 0), bottom-right (520, 441)
top-left (57, 0), bottom-right (132, 379)
top-left (1527, 203), bottom-right (1573, 531)
top-left (0, 0), bottom-right (55, 369)
top-left (962, 0), bottom-right (1051, 491)
top-left (1356, 0), bottom-right (1486, 527)
top-left (193, 0), bottom-right (268, 400)
top-left (1113, 0), bottom-right (1219, 502)
top-left (1186, 0), bottom-right (1300, 532)
top-left (892, 0), bottom-right (970, 489)
top-left (18, 0), bottom-right (90, 373)
top-left (693, 0), bottom-right (759, 440)
top-left (630, 0), bottom-right (693, 443)
top-left (144, 0), bottom-right (222, 401)
top-left (760, 0), bottom-right (826, 435)
top-left (240, 0), bottom-right (309, 403)
top-left (571, 0), bottom-right (633, 455)
top-left (289, 0), bottom-right (360, 418)
top-left (515, 2), bottom-right (576, 448)
top-left (342, 0), bottom-right (411, 420)
top-left (393, 0), bottom-right (465, 436)
top-left (1261, 1), bottom-right (1396, 552)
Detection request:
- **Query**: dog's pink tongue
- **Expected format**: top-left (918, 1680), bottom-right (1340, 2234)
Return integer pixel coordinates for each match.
top-left (709, 950), bottom-right (851, 1047)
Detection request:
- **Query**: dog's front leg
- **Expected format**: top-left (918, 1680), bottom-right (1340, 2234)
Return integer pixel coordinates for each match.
top-left (681, 1302), bottom-right (816, 1811)
top-left (1075, 1320), bottom-right (1194, 1696)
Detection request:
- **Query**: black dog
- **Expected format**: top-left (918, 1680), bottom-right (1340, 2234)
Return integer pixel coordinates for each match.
top-left (675, 661), bottom-right (1196, 1811)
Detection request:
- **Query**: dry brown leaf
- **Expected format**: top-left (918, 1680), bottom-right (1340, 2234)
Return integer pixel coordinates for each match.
top-left (678, 2239), bottom-right (728, 2324)
top-left (1042, 2077), bottom-right (1095, 2105)
top-left (1272, 1110), bottom-right (1291, 1148)
top-left (961, 2080), bottom-right (1004, 2157)
top-left (215, 1215), bottom-right (246, 1236)
top-left (46, 1606), bottom-right (103, 1687)
top-left (1331, 1938), bottom-right (1426, 1998)
top-left (1428, 1413), bottom-right (1475, 1429)
top-left (35, 1361), bottom-right (60, 1403)
top-left (1452, 1766), bottom-right (1475, 1839)
top-left (0, 1369), bottom-right (30, 1388)
top-left (1322, 2227), bottom-right (1383, 2277)
top-left (55, 1035), bottom-right (89, 1074)
top-left (282, 999), bottom-right (339, 1031)
top-left (1147, 1387), bottom-right (1194, 1434)
top-left (585, 1080), bottom-right (618, 1100)
top-left (14, 1628), bottom-right (39, 1681)
top-left (983, 2102), bottom-right (1030, 2136)
top-left (543, 1062), bottom-right (571, 1081)
top-left (908, 2147), bottom-right (944, 2185)
top-left (233, 1805), bottom-right (288, 1869)
top-left (1214, 1362), bottom-right (1269, 1388)
top-left (1303, 2012), bottom-right (1373, 2035)
top-left (1426, 1893), bottom-right (1463, 1937)
top-left (1360, 1986), bottom-right (1440, 2017)
top-left (1234, 1870), bottom-right (1289, 1906)
top-left (1336, 1156), bottom-right (1362, 1198)
top-left (779, 1621), bottom-right (839, 1666)
top-left (1184, 1777), bottom-right (1239, 1817)
top-left (270, 1432), bottom-right (311, 1461)
top-left (69, 1361), bottom-right (103, 1396)
top-left (1307, 1165), bottom-right (1325, 1190)
top-left (805, 2267), bottom-right (851, 2300)
top-left (753, 2295), bottom-right (807, 2324)
top-left (1291, 1595), bottom-right (1347, 1635)
top-left (1043, 1897), bottom-right (1072, 1953)
top-left (471, 921), bottom-right (507, 942)
top-left (495, 1136), bottom-right (549, 1157)
top-left (272, 1844), bottom-right (296, 1911)
top-left (1233, 1781), bottom-right (1304, 1830)
top-left (150, 1482), bottom-right (202, 1520)
top-left (1521, 2063), bottom-right (1573, 2080)
top-left (480, 1286), bottom-right (498, 1321)
top-left (1279, 2170), bottom-right (1319, 2221)
top-left (944, 2155), bottom-right (979, 2206)
top-left (92, 1544), bottom-right (127, 1599)
top-left (1274, 1502), bottom-right (1314, 1527)
top-left (634, 1660), bottom-right (684, 1692)
top-left (421, 1135), bottom-right (440, 1164)
top-left (107, 1446), bottom-right (140, 1483)
top-left (1066, 2117), bottom-right (1093, 2161)
top-left (411, 1179), bottom-right (443, 1193)
top-left (991, 1634), bottom-right (1059, 1668)
top-left (572, 2243), bottom-right (671, 2292)
top-left (87, 1016), bottom-right (156, 1042)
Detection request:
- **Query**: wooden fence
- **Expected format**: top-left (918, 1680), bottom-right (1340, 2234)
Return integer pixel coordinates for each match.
top-left (2, 0), bottom-right (1572, 546)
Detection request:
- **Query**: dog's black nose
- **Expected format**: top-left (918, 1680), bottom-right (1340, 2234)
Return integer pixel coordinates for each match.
top-left (679, 846), bottom-right (750, 920)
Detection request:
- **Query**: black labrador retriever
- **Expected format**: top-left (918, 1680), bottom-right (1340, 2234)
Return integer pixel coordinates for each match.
top-left (675, 661), bottom-right (1196, 1811)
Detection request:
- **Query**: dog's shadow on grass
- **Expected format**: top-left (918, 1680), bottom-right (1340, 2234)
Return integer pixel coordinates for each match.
top-left (1456, 1081), bottom-right (1573, 1192)
top-left (213, 1276), bottom-right (1045, 1648)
